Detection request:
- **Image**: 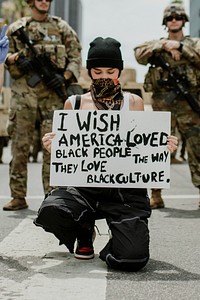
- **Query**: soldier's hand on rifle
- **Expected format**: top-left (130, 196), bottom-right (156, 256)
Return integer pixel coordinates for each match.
top-left (15, 52), bottom-right (32, 74)
top-left (0, 25), bottom-right (9, 64)
top-left (46, 73), bottom-right (65, 90)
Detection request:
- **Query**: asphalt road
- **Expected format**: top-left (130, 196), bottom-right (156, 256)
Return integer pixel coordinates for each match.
top-left (0, 143), bottom-right (199, 300)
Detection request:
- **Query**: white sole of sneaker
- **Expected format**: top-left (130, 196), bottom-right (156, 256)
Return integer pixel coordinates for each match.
top-left (74, 253), bottom-right (94, 260)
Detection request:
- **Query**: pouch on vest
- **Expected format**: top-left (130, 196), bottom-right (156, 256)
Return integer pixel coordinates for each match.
top-left (56, 45), bottom-right (67, 69)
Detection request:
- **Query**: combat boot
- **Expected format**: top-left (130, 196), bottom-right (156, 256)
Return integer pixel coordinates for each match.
top-left (3, 198), bottom-right (28, 211)
top-left (150, 189), bottom-right (165, 209)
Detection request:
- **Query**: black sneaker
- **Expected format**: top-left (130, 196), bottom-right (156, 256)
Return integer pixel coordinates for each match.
top-left (75, 244), bottom-right (94, 259)
top-left (74, 228), bottom-right (96, 260)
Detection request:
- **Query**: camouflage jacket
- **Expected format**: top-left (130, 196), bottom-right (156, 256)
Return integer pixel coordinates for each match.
top-left (6, 15), bottom-right (82, 84)
top-left (134, 36), bottom-right (200, 94)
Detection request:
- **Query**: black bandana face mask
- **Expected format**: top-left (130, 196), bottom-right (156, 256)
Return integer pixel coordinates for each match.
top-left (90, 78), bottom-right (123, 110)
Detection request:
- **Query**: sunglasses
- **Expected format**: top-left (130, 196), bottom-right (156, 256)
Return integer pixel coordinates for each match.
top-left (165, 15), bottom-right (184, 22)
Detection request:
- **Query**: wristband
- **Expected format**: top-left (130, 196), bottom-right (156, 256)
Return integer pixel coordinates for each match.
top-left (178, 42), bottom-right (183, 52)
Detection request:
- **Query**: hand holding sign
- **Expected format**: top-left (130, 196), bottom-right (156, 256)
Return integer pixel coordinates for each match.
top-left (167, 135), bottom-right (178, 152)
top-left (42, 132), bottom-right (55, 153)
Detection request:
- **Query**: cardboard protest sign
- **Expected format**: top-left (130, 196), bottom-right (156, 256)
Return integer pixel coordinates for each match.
top-left (50, 110), bottom-right (171, 188)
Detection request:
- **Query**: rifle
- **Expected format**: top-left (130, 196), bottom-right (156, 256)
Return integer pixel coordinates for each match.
top-left (12, 26), bottom-right (68, 102)
top-left (149, 55), bottom-right (200, 117)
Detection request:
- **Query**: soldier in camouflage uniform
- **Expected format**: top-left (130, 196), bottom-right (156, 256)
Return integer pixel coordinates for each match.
top-left (3, 0), bottom-right (82, 210)
top-left (134, 2), bottom-right (200, 209)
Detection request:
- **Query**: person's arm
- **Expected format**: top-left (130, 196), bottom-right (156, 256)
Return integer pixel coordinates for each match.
top-left (134, 39), bottom-right (166, 65)
top-left (5, 22), bottom-right (31, 80)
top-left (64, 98), bottom-right (73, 110)
top-left (61, 20), bottom-right (82, 82)
top-left (177, 37), bottom-right (200, 68)
top-left (129, 94), bottom-right (144, 111)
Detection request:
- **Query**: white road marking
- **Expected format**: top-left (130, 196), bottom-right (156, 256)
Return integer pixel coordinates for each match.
top-left (0, 218), bottom-right (108, 300)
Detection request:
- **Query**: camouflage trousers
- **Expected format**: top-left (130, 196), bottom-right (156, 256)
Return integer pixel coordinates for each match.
top-left (7, 89), bottom-right (64, 198)
top-left (152, 94), bottom-right (200, 189)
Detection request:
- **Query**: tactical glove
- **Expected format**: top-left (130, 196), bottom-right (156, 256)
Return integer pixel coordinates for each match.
top-left (46, 73), bottom-right (65, 90)
top-left (0, 25), bottom-right (9, 64)
top-left (15, 52), bottom-right (32, 74)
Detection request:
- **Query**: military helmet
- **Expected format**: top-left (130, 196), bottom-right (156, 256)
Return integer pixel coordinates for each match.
top-left (162, 3), bottom-right (189, 25)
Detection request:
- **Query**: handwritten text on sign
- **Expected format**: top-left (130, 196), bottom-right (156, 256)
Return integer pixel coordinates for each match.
top-left (50, 110), bottom-right (171, 188)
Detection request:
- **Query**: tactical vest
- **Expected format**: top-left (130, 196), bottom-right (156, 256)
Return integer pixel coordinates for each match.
top-left (7, 16), bottom-right (68, 79)
top-left (20, 16), bottom-right (66, 68)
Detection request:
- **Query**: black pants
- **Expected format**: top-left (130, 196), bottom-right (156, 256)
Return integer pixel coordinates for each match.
top-left (34, 187), bottom-right (151, 272)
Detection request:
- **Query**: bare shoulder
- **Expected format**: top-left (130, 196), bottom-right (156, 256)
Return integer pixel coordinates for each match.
top-left (64, 92), bottom-right (92, 110)
top-left (80, 92), bottom-right (91, 101)
top-left (64, 98), bottom-right (73, 110)
top-left (128, 93), bottom-right (144, 111)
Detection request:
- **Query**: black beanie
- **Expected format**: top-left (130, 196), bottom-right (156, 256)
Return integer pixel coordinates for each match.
top-left (86, 37), bottom-right (124, 70)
